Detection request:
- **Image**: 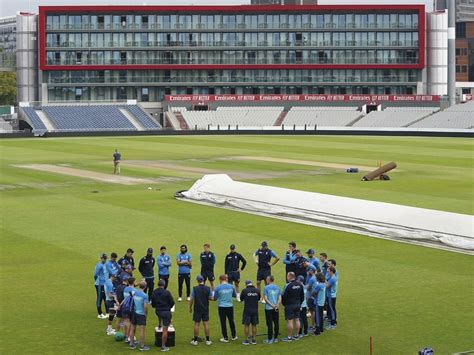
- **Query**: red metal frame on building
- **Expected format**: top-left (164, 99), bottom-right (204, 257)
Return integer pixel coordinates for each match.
top-left (39, 5), bottom-right (425, 71)
top-left (164, 94), bottom-right (440, 102)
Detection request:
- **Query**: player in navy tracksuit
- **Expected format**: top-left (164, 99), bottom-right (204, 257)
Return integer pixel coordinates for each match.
top-left (254, 241), bottom-right (280, 300)
top-left (138, 247), bottom-right (155, 300)
top-left (224, 244), bottom-right (247, 298)
top-left (281, 272), bottom-right (304, 341)
top-left (118, 248), bottom-right (135, 270)
top-left (200, 243), bottom-right (216, 290)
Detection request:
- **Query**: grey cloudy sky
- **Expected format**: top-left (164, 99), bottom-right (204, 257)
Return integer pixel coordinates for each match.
top-left (0, 0), bottom-right (433, 18)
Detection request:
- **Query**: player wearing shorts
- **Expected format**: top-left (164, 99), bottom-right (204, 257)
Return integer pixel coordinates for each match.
top-left (129, 281), bottom-right (149, 351)
top-left (151, 279), bottom-right (175, 352)
top-left (224, 244), bottom-right (247, 300)
top-left (281, 272), bottom-right (304, 342)
top-left (200, 243), bottom-right (216, 290)
top-left (104, 274), bottom-right (118, 335)
top-left (240, 280), bottom-right (260, 345)
top-left (253, 241), bottom-right (279, 301)
top-left (189, 275), bottom-right (213, 346)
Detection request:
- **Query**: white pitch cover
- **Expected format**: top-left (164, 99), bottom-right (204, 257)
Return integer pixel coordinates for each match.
top-left (179, 175), bottom-right (474, 253)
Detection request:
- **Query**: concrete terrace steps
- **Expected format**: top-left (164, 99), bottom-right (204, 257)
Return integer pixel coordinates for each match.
top-left (119, 107), bottom-right (146, 131)
top-left (35, 109), bottom-right (56, 131)
top-left (274, 110), bottom-right (288, 126)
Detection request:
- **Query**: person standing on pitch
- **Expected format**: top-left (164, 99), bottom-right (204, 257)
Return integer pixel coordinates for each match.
top-left (281, 272), bottom-right (304, 342)
top-left (94, 253), bottom-right (109, 319)
top-left (189, 275), bottom-right (213, 346)
top-left (306, 249), bottom-right (321, 272)
top-left (176, 244), bottom-right (192, 302)
top-left (129, 281), bottom-right (150, 351)
top-left (294, 250), bottom-right (308, 280)
top-left (254, 241), bottom-right (280, 301)
top-left (157, 246), bottom-right (172, 289)
top-left (200, 243), bottom-right (216, 290)
top-left (240, 280), bottom-right (260, 345)
top-left (106, 252), bottom-right (120, 283)
top-left (325, 266), bottom-right (338, 330)
top-left (104, 274), bottom-right (118, 335)
top-left (213, 274), bottom-right (237, 342)
top-left (114, 274), bottom-right (129, 335)
top-left (139, 247), bottom-right (155, 300)
top-left (151, 279), bottom-right (175, 352)
top-left (305, 267), bottom-right (317, 330)
top-left (121, 276), bottom-right (136, 344)
top-left (297, 275), bottom-right (309, 337)
top-left (113, 149), bottom-right (121, 175)
top-left (319, 253), bottom-right (328, 276)
top-left (263, 275), bottom-right (281, 344)
top-left (119, 248), bottom-right (135, 270)
top-left (312, 272), bottom-right (326, 336)
top-left (224, 244), bottom-right (247, 300)
top-left (283, 242), bottom-right (297, 277)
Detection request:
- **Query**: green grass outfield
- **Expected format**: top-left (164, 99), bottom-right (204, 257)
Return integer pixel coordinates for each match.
top-left (0, 135), bottom-right (473, 354)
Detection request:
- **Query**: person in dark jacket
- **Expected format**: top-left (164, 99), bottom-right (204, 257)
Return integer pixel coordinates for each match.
top-left (294, 250), bottom-right (308, 279)
top-left (139, 247), bottom-right (155, 299)
top-left (151, 279), bottom-right (175, 352)
top-left (200, 243), bottom-right (216, 290)
top-left (224, 244), bottom-right (247, 300)
top-left (118, 248), bottom-right (135, 270)
top-left (281, 272), bottom-right (304, 342)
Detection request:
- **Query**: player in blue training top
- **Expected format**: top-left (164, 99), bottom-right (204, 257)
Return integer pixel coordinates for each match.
top-left (176, 244), bottom-right (192, 302)
top-left (104, 274), bottom-right (118, 336)
top-left (312, 272), bottom-right (326, 335)
top-left (305, 267), bottom-right (317, 330)
top-left (213, 274), bottom-right (237, 342)
top-left (94, 253), bottom-right (109, 319)
top-left (120, 277), bottom-right (136, 344)
top-left (129, 281), bottom-right (150, 351)
top-left (306, 249), bottom-right (321, 272)
top-left (325, 266), bottom-right (338, 330)
top-left (106, 252), bottom-right (120, 282)
top-left (254, 241), bottom-right (280, 301)
top-left (157, 246), bottom-right (172, 289)
top-left (263, 275), bottom-right (281, 344)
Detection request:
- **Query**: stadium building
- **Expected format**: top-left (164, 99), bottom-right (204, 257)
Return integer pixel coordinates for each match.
top-left (3, 3), bottom-right (473, 134)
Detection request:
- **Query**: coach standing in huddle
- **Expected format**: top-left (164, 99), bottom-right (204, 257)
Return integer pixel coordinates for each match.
top-left (281, 272), bottom-right (304, 342)
top-left (200, 243), bottom-right (216, 290)
top-left (240, 280), bottom-right (260, 345)
top-left (176, 244), bottom-right (192, 302)
top-left (263, 275), bottom-right (281, 344)
top-left (157, 246), bottom-right (172, 289)
top-left (224, 244), bottom-right (247, 300)
top-left (94, 253), bottom-right (109, 319)
top-left (254, 241), bottom-right (280, 301)
top-left (139, 247), bottom-right (155, 300)
top-left (214, 274), bottom-right (237, 342)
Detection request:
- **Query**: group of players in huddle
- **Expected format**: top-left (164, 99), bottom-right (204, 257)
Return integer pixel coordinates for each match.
top-left (93, 241), bottom-right (339, 352)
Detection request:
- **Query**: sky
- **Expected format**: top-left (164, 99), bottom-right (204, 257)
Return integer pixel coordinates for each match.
top-left (0, 0), bottom-right (433, 18)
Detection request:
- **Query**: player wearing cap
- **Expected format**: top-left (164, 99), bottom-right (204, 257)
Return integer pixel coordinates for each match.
top-left (151, 279), bottom-right (175, 352)
top-left (129, 281), bottom-right (150, 351)
top-left (118, 248), bottom-right (135, 270)
top-left (325, 266), bottom-right (338, 330)
top-left (139, 247), bottom-right (155, 300)
top-left (263, 275), bottom-right (281, 344)
top-left (105, 273), bottom-right (118, 335)
top-left (306, 249), bottom-right (321, 272)
top-left (200, 243), bottom-right (216, 291)
top-left (157, 246), bottom-right (172, 289)
top-left (224, 244), bottom-right (247, 300)
top-left (213, 274), bottom-right (237, 342)
top-left (253, 241), bottom-right (280, 301)
top-left (240, 280), bottom-right (260, 345)
top-left (176, 244), bottom-right (192, 302)
top-left (94, 253), bottom-right (109, 319)
top-left (281, 272), bottom-right (304, 342)
top-left (283, 242), bottom-right (297, 276)
top-left (312, 272), bottom-right (326, 335)
top-left (189, 275), bottom-right (213, 346)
